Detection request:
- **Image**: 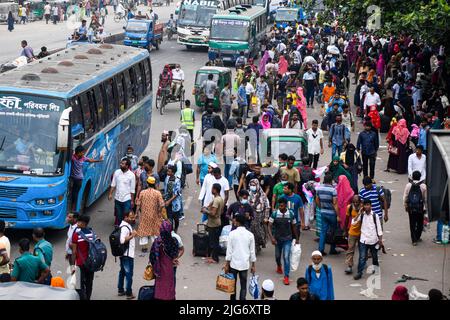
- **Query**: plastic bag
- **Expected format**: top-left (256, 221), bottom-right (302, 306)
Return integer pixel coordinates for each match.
top-left (66, 272), bottom-right (77, 290)
top-left (290, 240), bottom-right (302, 272)
top-left (139, 237), bottom-right (149, 246)
top-left (248, 274), bottom-right (260, 300)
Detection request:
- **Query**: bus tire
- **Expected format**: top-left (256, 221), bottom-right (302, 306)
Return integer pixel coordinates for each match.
top-left (79, 184), bottom-right (90, 215)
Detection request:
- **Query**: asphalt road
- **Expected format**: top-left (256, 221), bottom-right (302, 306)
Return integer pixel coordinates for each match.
top-left (3, 3), bottom-right (449, 300)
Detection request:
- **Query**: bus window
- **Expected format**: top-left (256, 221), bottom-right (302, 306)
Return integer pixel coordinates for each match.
top-left (93, 85), bottom-right (106, 129)
top-left (135, 63), bottom-right (145, 98)
top-left (123, 71), bottom-right (133, 108)
top-left (144, 58), bottom-right (152, 92)
top-left (104, 79), bottom-right (117, 121)
top-left (80, 93), bottom-right (95, 137)
top-left (86, 90), bottom-right (99, 129)
top-left (128, 68), bottom-right (137, 105)
top-left (70, 97), bottom-right (84, 141)
top-left (115, 73), bottom-right (126, 114)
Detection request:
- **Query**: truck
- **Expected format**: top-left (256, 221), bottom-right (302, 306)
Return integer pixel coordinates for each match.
top-left (123, 18), bottom-right (164, 51)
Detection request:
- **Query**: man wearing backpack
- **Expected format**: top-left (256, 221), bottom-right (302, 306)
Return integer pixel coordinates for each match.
top-left (304, 251), bottom-right (334, 300)
top-left (328, 114), bottom-right (349, 158)
top-left (117, 211), bottom-right (137, 299)
top-left (403, 171), bottom-right (427, 246)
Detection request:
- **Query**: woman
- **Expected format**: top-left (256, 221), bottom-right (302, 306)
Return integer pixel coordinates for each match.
top-left (296, 87), bottom-right (308, 128)
top-left (259, 50), bottom-right (270, 75)
top-left (336, 175), bottom-right (354, 230)
top-left (278, 55), bottom-right (288, 76)
top-left (328, 156), bottom-right (353, 190)
top-left (340, 143), bottom-right (361, 193)
top-left (387, 118), bottom-right (410, 174)
top-left (248, 179), bottom-right (270, 253)
top-left (150, 220), bottom-right (180, 300)
top-left (260, 113), bottom-right (271, 129)
top-left (7, 11), bottom-right (14, 32)
top-left (376, 54), bottom-right (385, 82)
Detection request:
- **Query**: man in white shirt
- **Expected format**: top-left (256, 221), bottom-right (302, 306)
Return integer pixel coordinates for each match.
top-left (52, 5), bottom-right (59, 24)
top-left (363, 86), bottom-right (381, 113)
top-left (171, 64), bottom-right (185, 98)
top-left (353, 199), bottom-right (383, 280)
top-left (65, 212), bottom-right (78, 263)
top-left (342, 104), bottom-right (355, 132)
top-left (407, 145), bottom-right (426, 182)
top-left (306, 119), bottom-right (324, 169)
top-left (245, 81), bottom-right (255, 118)
top-left (199, 167), bottom-right (230, 207)
top-left (118, 211), bottom-right (137, 299)
top-left (276, 41), bottom-right (287, 54)
top-left (224, 214), bottom-right (256, 300)
top-left (44, 2), bottom-right (51, 24)
top-left (109, 158), bottom-right (136, 225)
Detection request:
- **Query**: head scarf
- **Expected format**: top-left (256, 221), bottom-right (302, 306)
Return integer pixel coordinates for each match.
top-left (259, 51), bottom-right (270, 75)
top-left (260, 113), bottom-right (271, 129)
top-left (149, 220), bottom-right (179, 277)
top-left (296, 87), bottom-right (308, 127)
top-left (329, 156), bottom-right (352, 187)
top-left (248, 178), bottom-right (269, 216)
top-left (376, 54), bottom-right (385, 78)
top-left (278, 56), bottom-right (288, 75)
top-left (367, 69), bottom-right (376, 83)
top-left (336, 175), bottom-right (354, 229)
top-left (392, 286), bottom-right (409, 300)
top-left (392, 119), bottom-right (410, 145)
top-left (344, 143), bottom-right (356, 166)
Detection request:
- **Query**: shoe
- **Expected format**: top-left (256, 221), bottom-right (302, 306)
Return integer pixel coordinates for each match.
top-left (118, 292), bottom-right (125, 296)
top-left (126, 294), bottom-right (136, 300)
top-left (345, 267), bottom-right (353, 274)
top-left (283, 276), bottom-right (289, 285)
top-left (412, 242), bottom-right (417, 246)
top-left (329, 250), bottom-right (340, 255)
top-left (417, 239), bottom-right (423, 242)
top-left (276, 265), bottom-right (283, 274)
top-left (179, 215), bottom-right (185, 221)
top-left (354, 273), bottom-right (362, 280)
top-left (432, 238), bottom-right (442, 244)
top-left (320, 251), bottom-right (328, 256)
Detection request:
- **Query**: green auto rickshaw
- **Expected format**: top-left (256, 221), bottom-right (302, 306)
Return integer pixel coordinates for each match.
top-left (193, 66), bottom-right (232, 111)
top-left (26, 0), bottom-right (45, 21)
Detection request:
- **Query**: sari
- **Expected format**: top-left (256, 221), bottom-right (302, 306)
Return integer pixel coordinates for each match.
top-left (248, 179), bottom-right (270, 250)
top-left (296, 87), bottom-right (308, 128)
top-left (336, 175), bottom-right (354, 229)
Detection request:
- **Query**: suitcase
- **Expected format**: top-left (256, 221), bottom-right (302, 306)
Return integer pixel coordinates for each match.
top-left (138, 285), bottom-right (155, 300)
top-left (193, 224), bottom-right (209, 257)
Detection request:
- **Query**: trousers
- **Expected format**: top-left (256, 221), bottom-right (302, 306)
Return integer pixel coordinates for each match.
top-left (229, 268), bottom-right (248, 300)
top-left (362, 153), bottom-right (376, 179)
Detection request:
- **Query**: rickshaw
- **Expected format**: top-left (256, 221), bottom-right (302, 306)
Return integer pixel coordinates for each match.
top-left (156, 63), bottom-right (185, 115)
top-left (193, 66), bottom-right (232, 112)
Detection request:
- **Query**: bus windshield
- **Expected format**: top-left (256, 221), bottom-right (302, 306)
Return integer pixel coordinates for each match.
top-left (210, 19), bottom-right (249, 41)
top-left (0, 93), bottom-right (65, 175)
top-left (275, 9), bottom-right (298, 22)
top-left (126, 21), bottom-right (149, 33)
top-left (178, 3), bottom-right (218, 27)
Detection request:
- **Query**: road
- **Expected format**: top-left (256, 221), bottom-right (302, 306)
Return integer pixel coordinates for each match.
top-left (3, 3), bottom-right (449, 300)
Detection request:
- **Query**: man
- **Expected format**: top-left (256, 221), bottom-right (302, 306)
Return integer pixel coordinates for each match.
top-left (245, 80), bottom-right (255, 119)
top-left (44, 2), bottom-right (51, 24)
top-left (235, 51), bottom-right (247, 69)
top-left (137, 159), bottom-right (159, 197)
top-left (20, 40), bottom-right (34, 62)
top-left (180, 99), bottom-right (195, 140)
top-left (226, 189), bottom-right (254, 230)
top-left (32, 228), bottom-right (53, 285)
top-left (237, 80), bottom-right (248, 120)
top-left (118, 211), bottom-right (137, 299)
top-left (281, 182), bottom-right (305, 234)
top-left (281, 156), bottom-right (300, 190)
top-left (171, 64), bottom-right (185, 98)
top-left (202, 183), bottom-right (224, 264)
top-left (220, 82), bottom-right (234, 125)
top-left (357, 122), bottom-right (379, 179)
top-left (315, 174), bottom-right (340, 256)
top-left (344, 195), bottom-right (361, 275)
top-left (224, 214), bottom-right (257, 300)
top-left (52, 4), bottom-right (59, 24)
top-left (221, 122), bottom-right (241, 187)
top-left (353, 200), bottom-right (383, 280)
top-left (418, 119), bottom-right (429, 155)
top-left (289, 277), bottom-right (319, 300)
top-left (342, 104), bottom-right (355, 132)
top-left (272, 172), bottom-right (289, 212)
top-left (157, 131), bottom-right (170, 173)
top-left (109, 159), bottom-right (136, 225)
top-left (304, 251), bottom-right (334, 300)
top-left (199, 167), bottom-right (230, 211)
top-left (70, 146), bottom-right (103, 211)
top-left (75, 20), bottom-right (88, 41)
top-left (302, 67), bottom-right (317, 108)
top-left (268, 198), bottom-right (299, 285)
top-left (0, 221), bottom-right (10, 275)
top-left (260, 279), bottom-right (276, 300)
top-left (407, 145), bottom-right (426, 182)
top-left (246, 115), bottom-right (263, 161)
top-left (164, 165), bottom-right (183, 233)
top-left (327, 92), bottom-right (345, 111)
top-left (11, 239), bottom-right (50, 284)
top-left (65, 212), bottom-right (78, 264)
top-left (71, 215), bottom-right (95, 300)
top-left (363, 85), bottom-right (381, 115)
top-left (123, 145), bottom-right (139, 171)
top-left (403, 171), bottom-right (427, 246)
top-left (328, 113), bottom-right (348, 157)
top-left (359, 176), bottom-right (389, 224)
top-left (306, 119), bottom-right (324, 169)
top-left (201, 74), bottom-right (218, 109)
top-left (100, 6), bottom-right (107, 26)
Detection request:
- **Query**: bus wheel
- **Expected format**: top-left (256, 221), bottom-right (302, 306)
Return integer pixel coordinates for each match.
top-left (79, 186), bottom-right (90, 215)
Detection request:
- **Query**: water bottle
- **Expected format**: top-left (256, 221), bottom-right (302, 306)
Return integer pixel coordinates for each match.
top-left (442, 224), bottom-right (450, 245)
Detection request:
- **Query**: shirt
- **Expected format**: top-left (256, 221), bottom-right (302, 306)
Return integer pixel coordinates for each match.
top-left (0, 236), bottom-right (11, 274)
top-left (316, 184), bottom-right (337, 215)
top-left (199, 174), bottom-right (230, 205)
top-left (11, 252), bottom-right (48, 283)
top-left (201, 80), bottom-right (217, 99)
top-left (221, 130), bottom-right (241, 157)
top-left (164, 176), bottom-right (182, 212)
top-left (111, 169), bottom-right (136, 202)
top-left (407, 153), bottom-right (426, 181)
top-left (353, 211), bottom-right (383, 245)
top-left (269, 209), bottom-right (296, 241)
top-left (363, 92), bottom-right (381, 110)
top-left (418, 127), bottom-right (428, 150)
top-left (197, 154), bottom-right (217, 182)
top-left (52, 7), bottom-right (59, 15)
top-left (281, 167), bottom-right (300, 185)
top-left (21, 46), bottom-right (34, 59)
top-left (306, 128), bottom-right (323, 155)
top-left (220, 87), bottom-right (232, 106)
top-left (357, 130), bottom-right (379, 156)
top-left (71, 154), bottom-right (87, 179)
top-left (44, 4), bottom-right (51, 14)
top-left (207, 195), bottom-right (224, 228)
top-left (245, 83), bottom-right (255, 95)
top-left (225, 226), bottom-right (256, 271)
top-left (303, 71), bottom-right (316, 81)
top-left (346, 206), bottom-right (361, 237)
top-left (329, 123), bottom-right (347, 146)
top-left (33, 239), bottom-right (53, 267)
top-left (72, 227), bottom-right (95, 267)
top-left (66, 223), bottom-right (77, 255)
top-left (120, 220), bottom-right (135, 258)
top-left (172, 69), bottom-right (184, 81)
top-left (403, 181), bottom-right (427, 211)
top-left (280, 194), bottom-right (303, 224)
top-left (359, 185), bottom-right (384, 218)
top-left (341, 112), bottom-right (354, 132)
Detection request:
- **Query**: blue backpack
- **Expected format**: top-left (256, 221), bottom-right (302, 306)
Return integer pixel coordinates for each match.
top-left (78, 229), bottom-right (107, 272)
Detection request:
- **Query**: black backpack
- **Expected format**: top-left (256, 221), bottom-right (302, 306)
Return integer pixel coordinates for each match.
top-left (201, 114), bottom-right (214, 135)
top-left (407, 182), bottom-right (423, 213)
top-left (78, 229), bottom-right (107, 272)
top-left (109, 225), bottom-right (131, 257)
top-left (300, 167), bottom-right (315, 184)
top-left (377, 186), bottom-right (392, 209)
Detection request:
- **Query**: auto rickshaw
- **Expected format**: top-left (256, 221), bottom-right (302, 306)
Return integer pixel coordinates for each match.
top-left (193, 66), bottom-right (232, 111)
top-left (26, 0), bottom-right (45, 21)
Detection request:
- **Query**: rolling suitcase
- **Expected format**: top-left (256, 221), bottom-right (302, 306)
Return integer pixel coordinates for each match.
top-left (138, 285), bottom-right (155, 300)
top-left (193, 224), bottom-right (209, 257)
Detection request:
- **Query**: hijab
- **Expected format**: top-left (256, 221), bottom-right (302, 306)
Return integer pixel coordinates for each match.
top-left (248, 178), bottom-right (269, 214)
top-left (392, 286), bottom-right (409, 300)
top-left (278, 55), bottom-right (288, 75)
top-left (344, 143), bottom-right (356, 166)
top-left (329, 156), bottom-right (352, 187)
top-left (149, 220), bottom-right (179, 277)
top-left (259, 50), bottom-right (270, 75)
top-left (336, 175), bottom-right (354, 229)
top-left (376, 54), bottom-right (385, 78)
top-left (260, 113), bottom-right (271, 129)
top-left (392, 119), bottom-right (410, 145)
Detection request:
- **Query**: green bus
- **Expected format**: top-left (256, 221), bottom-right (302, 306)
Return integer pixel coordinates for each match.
top-left (208, 4), bottom-right (267, 64)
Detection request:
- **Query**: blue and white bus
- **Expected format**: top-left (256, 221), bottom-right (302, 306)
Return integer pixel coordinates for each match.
top-left (0, 44), bottom-right (153, 229)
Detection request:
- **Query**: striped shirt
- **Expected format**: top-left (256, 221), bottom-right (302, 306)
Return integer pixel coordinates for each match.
top-left (316, 184), bottom-right (337, 215)
top-left (359, 185), bottom-right (384, 218)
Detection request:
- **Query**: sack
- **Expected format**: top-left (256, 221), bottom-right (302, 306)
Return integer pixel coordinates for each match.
top-left (388, 145), bottom-right (399, 156)
top-left (193, 224), bottom-right (209, 257)
top-left (377, 186), bottom-right (392, 209)
top-left (290, 240), bottom-right (302, 272)
top-left (216, 272), bottom-right (236, 294)
top-left (407, 183), bottom-right (423, 213)
top-left (143, 264), bottom-right (155, 281)
top-left (78, 230), bottom-right (107, 272)
top-left (202, 115), bottom-right (214, 135)
top-left (138, 285), bottom-right (155, 300)
top-left (248, 274), bottom-right (260, 300)
top-left (109, 225), bottom-right (131, 257)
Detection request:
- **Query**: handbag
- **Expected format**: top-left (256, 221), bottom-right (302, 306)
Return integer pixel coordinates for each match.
top-left (143, 264), bottom-right (155, 281)
top-left (388, 145), bottom-right (399, 155)
top-left (216, 272), bottom-right (236, 294)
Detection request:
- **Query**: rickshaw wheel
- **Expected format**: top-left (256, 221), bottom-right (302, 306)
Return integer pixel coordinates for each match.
top-left (180, 90), bottom-right (185, 109)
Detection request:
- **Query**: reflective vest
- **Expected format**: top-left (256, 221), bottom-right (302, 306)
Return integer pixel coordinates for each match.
top-left (181, 108), bottom-right (194, 129)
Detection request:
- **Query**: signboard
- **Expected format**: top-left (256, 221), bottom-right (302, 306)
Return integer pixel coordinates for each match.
top-left (183, 0), bottom-right (217, 7)
top-left (212, 19), bottom-right (249, 27)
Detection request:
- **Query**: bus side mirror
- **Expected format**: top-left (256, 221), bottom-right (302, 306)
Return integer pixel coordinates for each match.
top-left (57, 107), bottom-right (71, 151)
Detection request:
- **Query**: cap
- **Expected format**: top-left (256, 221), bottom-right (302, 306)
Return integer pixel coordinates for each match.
top-left (262, 279), bottom-right (274, 292)
top-left (147, 176), bottom-right (156, 185)
top-left (208, 162), bottom-right (218, 169)
top-left (311, 250), bottom-right (322, 257)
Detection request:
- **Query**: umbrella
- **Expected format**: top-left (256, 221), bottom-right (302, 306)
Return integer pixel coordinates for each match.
top-left (327, 45), bottom-right (340, 55)
top-left (303, 56), bottom-right (317, 65)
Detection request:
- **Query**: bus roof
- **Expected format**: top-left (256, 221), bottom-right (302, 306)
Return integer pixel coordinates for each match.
top-left (213, 5), bottom-right (266, 20)
top-left (0, 44), bottom-right (149, 98)
top-left (197, 66), bottom-right (231, 73)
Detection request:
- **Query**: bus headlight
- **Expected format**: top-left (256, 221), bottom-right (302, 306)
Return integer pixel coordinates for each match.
top-left (47, 198), bottom-right (56, 204)
top-left (36, 199), bottom-right (45, 205)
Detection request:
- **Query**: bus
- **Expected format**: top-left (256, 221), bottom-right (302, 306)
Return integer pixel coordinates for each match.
top-left (176, 0), bottom-right (254, 49)
top-left (208, 4), bottom-right (267, 64)
top-left (274, 7), bottom-right (300, 29)
top-left (0, 44), bottom-right (153, 229)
